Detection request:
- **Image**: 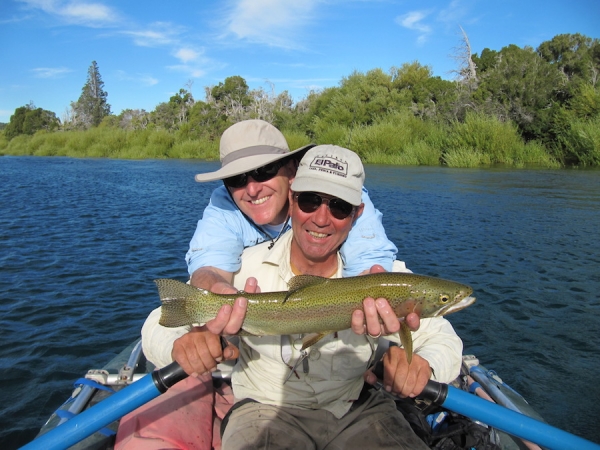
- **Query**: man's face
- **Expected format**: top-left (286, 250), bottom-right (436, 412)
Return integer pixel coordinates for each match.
top-left (227, 161), bottom-right (296, 226)
top-left (290, 191), bottom-right (364, 264)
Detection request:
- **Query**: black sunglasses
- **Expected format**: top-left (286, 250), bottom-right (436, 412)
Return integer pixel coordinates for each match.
top-left (223, 160), bottom-right (287, 189)
top-left (294, 192), bottom-right (355, 220)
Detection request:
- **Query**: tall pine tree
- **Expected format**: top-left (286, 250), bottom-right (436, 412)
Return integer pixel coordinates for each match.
top-left (72, 61), bottom-right (111, 128)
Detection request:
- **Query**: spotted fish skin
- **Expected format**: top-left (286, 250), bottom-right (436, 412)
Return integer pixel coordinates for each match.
top-left (156, 272), bottom-right (474, 338)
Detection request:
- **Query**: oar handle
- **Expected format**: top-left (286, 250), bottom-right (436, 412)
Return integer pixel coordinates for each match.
top-left (152, 361), bottom-right (189, 393)
top-left (372, 361), bottom-right (598, 449)
top-left (20, 362), bottom-right (188, 450)
top-left (420, 379), bottom-right (599, 450)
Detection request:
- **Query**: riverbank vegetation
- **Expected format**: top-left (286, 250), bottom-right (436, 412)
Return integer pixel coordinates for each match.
top-left (2, 33), bottom-right (599, 168)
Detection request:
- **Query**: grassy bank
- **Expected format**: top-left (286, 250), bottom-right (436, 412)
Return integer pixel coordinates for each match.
top-left (0, 113), bottom-right (578, 168)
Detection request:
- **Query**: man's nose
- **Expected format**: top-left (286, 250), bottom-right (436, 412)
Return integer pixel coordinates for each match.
top-left (311, 203), bottom-right (330, 224)
top-left (245, 177), bottom-right (262, 195)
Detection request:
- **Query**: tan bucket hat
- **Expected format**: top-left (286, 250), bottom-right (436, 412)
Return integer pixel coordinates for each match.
top-left (195, 119), bottom-right (314, 182)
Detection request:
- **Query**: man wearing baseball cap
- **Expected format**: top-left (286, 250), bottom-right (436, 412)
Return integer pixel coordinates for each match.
top-left (136, 144), bottom-right (462, 450)
top-left (183, 120), bottom-right (416, 344)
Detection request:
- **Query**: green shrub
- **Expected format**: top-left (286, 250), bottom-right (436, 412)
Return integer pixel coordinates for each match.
top-left (148, 130), bottom-right (175, 150)
top-left (443, 147), bottom-right (489, 168)
top-left (3, 134), bottom-right (32, 155)
top-left (168, 139), bottom-right (219, 159)
top-left (0, 133), bottom-right (8, 153)
top-left (126, 129), bottom-right (153, 148)
top-left (447, 113), bottom-right (523, 164)
top-left (515, 141), bottom-right (561, 168)
top-left (282, 130), bottom-right (313, 150)
top-left (567, 116), bottom-right (600, 166)
top-left (86, 142), bottom-right (113, 158)
top-left (311, 120), bottom-right (351, 147)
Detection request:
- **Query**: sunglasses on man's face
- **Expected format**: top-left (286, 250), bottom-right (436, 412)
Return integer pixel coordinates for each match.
top-left (223, 160), bottom-right (286, 189)
top-left (294, 192), bottom-right (355, 220)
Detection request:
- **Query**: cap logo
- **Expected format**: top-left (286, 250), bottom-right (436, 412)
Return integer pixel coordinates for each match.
top-left (309, 156), bottom-right (348, 178)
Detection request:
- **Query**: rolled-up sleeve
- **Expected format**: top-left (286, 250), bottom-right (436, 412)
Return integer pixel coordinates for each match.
top-left (185, 187), bottom-right (250, 276)
top-left (141, 307), bottom-right (189, 368)
top-left (411, 317), bottom-right (463, 383)
top-left (340, 187), bottom-right (398, 276)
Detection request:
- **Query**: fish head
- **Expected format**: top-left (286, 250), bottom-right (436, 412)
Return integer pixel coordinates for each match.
top-left (410, 276), bottom-right (475, 318)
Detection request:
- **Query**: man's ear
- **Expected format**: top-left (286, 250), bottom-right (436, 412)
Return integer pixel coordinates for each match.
top-left (285, 159), bottom-right (298, 184)
top-left (352, 203), bottom-right (365, 223)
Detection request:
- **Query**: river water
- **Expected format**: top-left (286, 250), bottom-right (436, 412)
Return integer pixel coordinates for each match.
top-left (1, 156), bottom-right (599, 448)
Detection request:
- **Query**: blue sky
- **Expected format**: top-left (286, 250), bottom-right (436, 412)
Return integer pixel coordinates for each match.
top-left (1, 0), bottom-right (599, 123)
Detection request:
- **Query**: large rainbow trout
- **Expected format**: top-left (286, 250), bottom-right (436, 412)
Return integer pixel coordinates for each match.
top-left (156, 272), bottom-right (475, 362)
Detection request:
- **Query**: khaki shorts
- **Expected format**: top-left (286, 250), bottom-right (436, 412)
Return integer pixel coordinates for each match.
top-left (221, 389), bottom-right (429, 450)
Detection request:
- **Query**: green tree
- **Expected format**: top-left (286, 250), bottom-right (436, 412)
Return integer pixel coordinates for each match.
top-left (538, 33), bottom-right (600, 110)
top-left (210, 76), bottom-right (250, 106)
top-left (390, 62), bottom-right (458, 120)
top-left (472, 44), bottom-right (563, 140)
top-left (118, 109), bottom-right (150, 130)
top-left (72, 61), bottom-right (111, 128)
top-left (206, 76), bottom-right (252, 122)
top-left (4, 103), bottom-right (60, 139)
top-left (309, 68), bottom-right (403, 131)
top-left (538, 34), bottom-right (599, 83)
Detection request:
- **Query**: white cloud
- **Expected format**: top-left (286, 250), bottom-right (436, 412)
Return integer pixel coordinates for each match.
top-left (31, 67), bottom-right (72, 78)
top-left (139, 75), bottom-right (159, 87)
top-left (220, 0), bottom-right (318, 49)
top-left (61, 2), bottom-right (113, 22)
top-left (115, 70), bottom-right (159, 87)
top-left (174, 48), bottom-right (200, 63)
top-left (167, 47), bottom-right (225, 79)
top-left (437, 0), bottom-right (471, 24)
top-left (18, 0), bottom-right (119, 26)
top-left (121, 22), bottom-right (185, 47)
top-left (395, 10), bottom-right (433, 44)
top-left (166, 65), bottom-right (206, 78)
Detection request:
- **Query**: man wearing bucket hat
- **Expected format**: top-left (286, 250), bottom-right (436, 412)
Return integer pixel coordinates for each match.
top-left (133, 144), bottom-right (462, 450)
top-left (186, 119), bottom-right (397, 289)
top-left (184, 120), bottom-right (417, 344)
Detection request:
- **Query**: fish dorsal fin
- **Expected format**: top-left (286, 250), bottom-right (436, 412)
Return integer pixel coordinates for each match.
top-left (287, 275), bottom-right (327, 291)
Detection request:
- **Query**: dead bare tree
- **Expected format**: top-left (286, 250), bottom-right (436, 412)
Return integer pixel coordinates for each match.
top-left (450, 25), bottom-right (478, 90)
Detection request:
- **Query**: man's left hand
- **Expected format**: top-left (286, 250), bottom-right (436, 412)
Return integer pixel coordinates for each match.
top-left (365, 346), bottom-right (432, 398)
top-left (352, 265), bottom-right (420, 336)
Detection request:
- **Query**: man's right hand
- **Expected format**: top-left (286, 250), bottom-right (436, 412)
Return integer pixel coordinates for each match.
top-left (171, 325), bottom-right (236, 376)
top-left (172, 277), bottom-right (258, 376)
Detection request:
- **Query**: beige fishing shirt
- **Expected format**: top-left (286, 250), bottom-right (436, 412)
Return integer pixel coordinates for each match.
top-left (142, 231), bottom-right (463, 419)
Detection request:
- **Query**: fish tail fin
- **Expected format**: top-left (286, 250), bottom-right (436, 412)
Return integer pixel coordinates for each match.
top-left (155, 279), bottom-right (204, 328)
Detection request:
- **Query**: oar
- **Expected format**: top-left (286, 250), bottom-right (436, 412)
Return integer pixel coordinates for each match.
top-left (22, 363), bottom-right (600, 450)
top-left (420, 380), bottom-right (599, 450)
top-left (20, 362), bottom-right (188, 450)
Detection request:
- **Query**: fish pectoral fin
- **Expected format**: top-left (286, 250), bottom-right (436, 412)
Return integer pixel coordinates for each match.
top-left (237, 328), bottom-right (258, 337)
top-left (287, 275), bottom-right (327, 291)
top-left (300, 332), bottom-right (331, 350)
top-left (399, 322), bottom-right (414, 364)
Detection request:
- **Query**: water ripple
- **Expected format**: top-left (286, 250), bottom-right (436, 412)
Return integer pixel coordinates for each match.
top-left (1, 158), bottom-right (599, 447)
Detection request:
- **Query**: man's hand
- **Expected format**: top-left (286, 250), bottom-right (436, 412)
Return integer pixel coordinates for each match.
top-left (352, 264), bottom-right (420, 336)
top-left (190, 266), bottom-right (236, 293)
top-left (365, 346), bottom-right (432, 398)
top-left (172, 325), bottom-right (235, 377)
top-left (171, 277), bottom-right (257, 376)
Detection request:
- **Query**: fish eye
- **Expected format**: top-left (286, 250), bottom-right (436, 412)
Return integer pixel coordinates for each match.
top-left (440, 294), bottom-right (450, 303)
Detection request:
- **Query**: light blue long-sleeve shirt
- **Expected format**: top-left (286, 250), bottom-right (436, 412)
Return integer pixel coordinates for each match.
top-left (185, 185), bottom-right (397, 277)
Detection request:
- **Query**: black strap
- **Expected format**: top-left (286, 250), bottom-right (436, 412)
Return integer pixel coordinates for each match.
top-left (220, 398), bottom-right (258, 438)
